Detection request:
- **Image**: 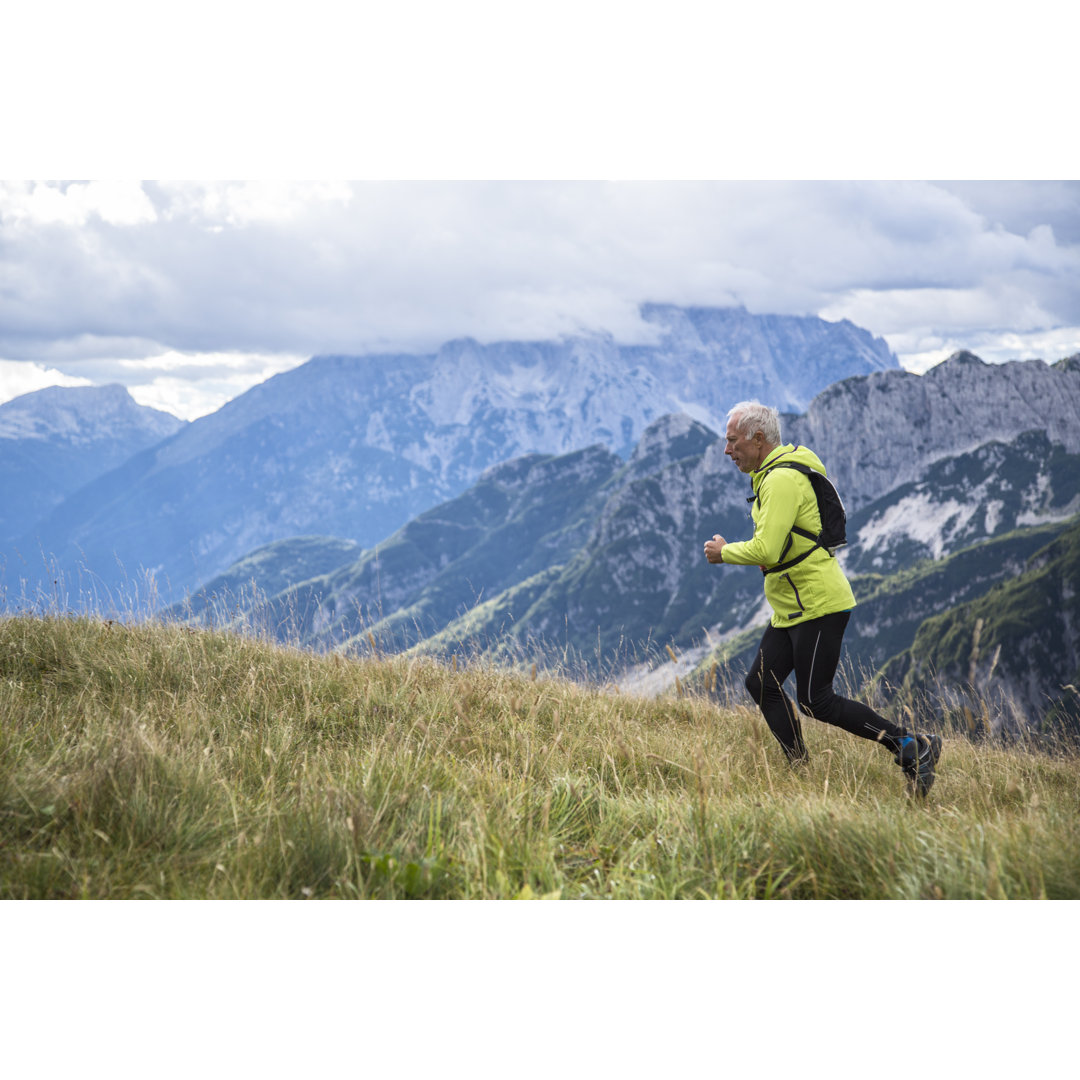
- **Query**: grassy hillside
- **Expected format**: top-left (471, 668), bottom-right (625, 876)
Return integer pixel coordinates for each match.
top-left (883, 519), bottom-right (1080, 738)
top-left (844, 516), bottom-right (1078, 671)
top-left (4, 616), bottom-right (1079, 899)
top-left (260, 444), bottom-right (621, 651)
top-left (169, 536), bottom-right (363, 624)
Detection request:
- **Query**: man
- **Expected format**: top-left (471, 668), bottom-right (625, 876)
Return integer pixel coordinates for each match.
top-left (703, 400), bottom-right (942, 797)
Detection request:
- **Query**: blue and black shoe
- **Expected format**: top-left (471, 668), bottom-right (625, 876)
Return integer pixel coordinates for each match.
top-left (895, 734), bottom-right (943, 798)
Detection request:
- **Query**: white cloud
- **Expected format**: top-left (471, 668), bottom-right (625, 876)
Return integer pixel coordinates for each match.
top-left (895, 327), bottom-right (1080, 375)
top-left (819, 282), bottom-right (1061, 339)
top-left (0, 349), bottom-right (305, 420)
top-left (0, 360), bottom-right (94, 405)
top-left (126, 374), bottom-right (259, 421)
top-left (0, 181), bottom-right (157, 227)
top-left (156, 181), bottom-right (353, 228)
top-left (80, 350), bottom-right (308, 420)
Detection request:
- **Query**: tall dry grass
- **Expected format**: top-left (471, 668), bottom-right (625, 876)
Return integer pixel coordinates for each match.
top-left (2, 615), bottom-right (1078, 899)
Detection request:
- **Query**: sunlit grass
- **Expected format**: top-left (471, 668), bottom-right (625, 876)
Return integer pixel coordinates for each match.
top-left (3, 615), bottom-right (1078, 899)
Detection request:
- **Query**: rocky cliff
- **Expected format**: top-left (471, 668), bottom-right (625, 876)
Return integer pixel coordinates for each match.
top-left (786, 352), bottom-right (1080, 511)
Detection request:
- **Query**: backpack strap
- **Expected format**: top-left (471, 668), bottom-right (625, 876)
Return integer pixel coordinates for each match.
top-left (750, 459), bottom-right (827, 576)
top-left (762, 538), bottom-right (822, 575)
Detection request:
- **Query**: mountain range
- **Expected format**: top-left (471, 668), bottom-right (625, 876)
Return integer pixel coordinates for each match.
top-left (170, 352), bottom-right (1080, 738)
top-left (1, 304), bottom-right (897, 607)
top-left (4, 307), bottom-right (1078, 738)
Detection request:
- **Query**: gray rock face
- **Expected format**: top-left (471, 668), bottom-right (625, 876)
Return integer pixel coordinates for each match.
top-left (786, 352), bottom-right (1080, 511)
top-left (629, 304), bottom-right (896, 416)
top-left (843, 430), bottom-right (1080, 575)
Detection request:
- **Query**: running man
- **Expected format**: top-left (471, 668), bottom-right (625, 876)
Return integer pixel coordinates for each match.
top-left (704, 400), bottom-right (942, 796)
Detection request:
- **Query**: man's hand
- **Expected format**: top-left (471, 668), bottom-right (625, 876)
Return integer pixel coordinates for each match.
top-left (704, 534), bottom-right (726, 563)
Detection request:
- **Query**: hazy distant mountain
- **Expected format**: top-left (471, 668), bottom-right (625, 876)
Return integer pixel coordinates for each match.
top-left (172, 536), bottom-right (364, 625)
top-left (0, 384), bottom-right (185, 543)
top-left (3, 304), bottom-right (898, 606)
top-left (195, 442), bottom-right (627, 649)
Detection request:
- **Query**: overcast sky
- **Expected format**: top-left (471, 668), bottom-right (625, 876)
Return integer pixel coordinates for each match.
top-left (2, 179), bottom-right (1077, 419)
top-left (3, 5), bottom-right (1076, 421)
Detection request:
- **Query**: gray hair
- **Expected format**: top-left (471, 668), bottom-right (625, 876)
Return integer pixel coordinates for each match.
top-left (726, 400), bottom-right (782, 445)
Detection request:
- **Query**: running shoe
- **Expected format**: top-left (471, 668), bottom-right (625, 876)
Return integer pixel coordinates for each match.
top-left (895, 734), bottom-right (943, 798)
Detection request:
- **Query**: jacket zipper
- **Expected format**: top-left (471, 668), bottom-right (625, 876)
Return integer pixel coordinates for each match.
top-left (782, 572), bottom-right (805, 616)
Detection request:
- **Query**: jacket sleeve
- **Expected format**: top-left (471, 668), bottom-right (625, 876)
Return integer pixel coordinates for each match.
top-left (720, 469), bottom-right (801, 567)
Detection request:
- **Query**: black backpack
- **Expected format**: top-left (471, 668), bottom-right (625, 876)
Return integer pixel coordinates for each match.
top-left (748, 460), bottom-right (847, 575)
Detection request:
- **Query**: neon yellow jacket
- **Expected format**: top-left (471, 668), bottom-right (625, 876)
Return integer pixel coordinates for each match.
top-left (719, 443), bottom-right (856, 627)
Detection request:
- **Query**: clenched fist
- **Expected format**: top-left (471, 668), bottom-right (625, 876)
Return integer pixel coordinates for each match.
top-left (703, 534), bottom-right (726, 563)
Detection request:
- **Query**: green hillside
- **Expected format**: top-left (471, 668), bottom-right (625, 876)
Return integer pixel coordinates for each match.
top-left (687, 518), bottom-right (1080, 738)
top-left (882, 519), bottom-right (1080, 738)
top-left (172, 536), bottom-right (363, 623)
top-left (273, 444), bottom-right (623, 650)
top-left (3, 615), bottom-right (1079, 899)
top-left (845, 517), bottom-right (1078, 671)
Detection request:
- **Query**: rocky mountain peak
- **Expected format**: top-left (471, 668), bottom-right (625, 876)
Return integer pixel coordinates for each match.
top-left (0, 384), bottom-right (187, 545)
top-left (625, 413), bottom-right (719, 479)
top-left (0, 383), bottom-right (185, 444)
top-left (943, 350), bottom-right (985, 366)
top-left (3, 304), bottom-right (906, 604)
top-left (0, 384), bottom-right (184, 447)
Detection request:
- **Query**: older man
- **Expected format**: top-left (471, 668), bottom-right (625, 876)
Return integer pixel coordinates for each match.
top-left (704, 400), bottom-right (942, 796)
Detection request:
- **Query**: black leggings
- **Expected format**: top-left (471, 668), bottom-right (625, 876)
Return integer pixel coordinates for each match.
top-left (745, 610), bottom-right (908, 761)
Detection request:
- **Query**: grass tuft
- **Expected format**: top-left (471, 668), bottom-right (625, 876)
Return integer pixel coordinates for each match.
top-left (3, 615), bottom-right (1078, 899)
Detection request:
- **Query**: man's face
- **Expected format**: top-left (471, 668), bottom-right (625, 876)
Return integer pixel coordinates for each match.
top-left (725, 418), bottom-right (764, 473)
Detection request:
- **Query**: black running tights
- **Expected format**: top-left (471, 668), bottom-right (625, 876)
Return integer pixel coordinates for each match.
top-left (744, 610), bottom-right (908, 761)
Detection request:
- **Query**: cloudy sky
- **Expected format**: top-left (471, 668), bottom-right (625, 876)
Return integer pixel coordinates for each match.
top-left (4, 5), bottom-right (1076, 421)
top-left (2, 179), bottom-right (1077, 419)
